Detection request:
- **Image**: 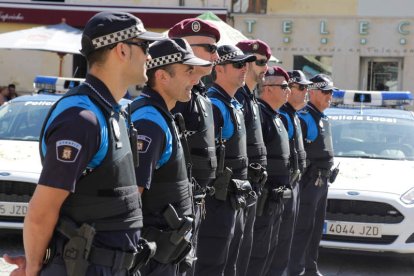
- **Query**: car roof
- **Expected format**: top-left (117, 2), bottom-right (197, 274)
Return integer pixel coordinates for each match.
top-left (9, 93), bottom-right (62, 103)
top-left (326, 107), bottom-right (414, 121)
top-left (9, 93), bottom-right (132, 106)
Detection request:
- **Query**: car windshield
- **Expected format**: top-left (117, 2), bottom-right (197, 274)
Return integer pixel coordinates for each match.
top-left (0, 101), bottom-right (53, 141)
top-left (329, 112), bottom-right (414, 161)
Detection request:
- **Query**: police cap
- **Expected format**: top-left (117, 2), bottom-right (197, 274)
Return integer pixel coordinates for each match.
top-left (309, 74), bottom-right (337, 90)
top-left (146, 38), bottom-right (211, 70)
top-left (81, 11), bottom-right (164, 56)
top-left (236, 39), bottom-right (271, 60)
top-left (265, 66), bottom-right (289, 82)
top-left (288, 70), bottom-right (313, 85)
top-left (215, 45), bottom-right (256, 65)
top-left (168, 18), bottom-right (220, 42)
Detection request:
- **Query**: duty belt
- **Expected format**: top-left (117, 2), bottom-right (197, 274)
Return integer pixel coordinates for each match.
top-left (45, 217), bottom-right (155, 276)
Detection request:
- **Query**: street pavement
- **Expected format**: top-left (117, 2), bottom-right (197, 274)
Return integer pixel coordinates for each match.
top-left (0, 233), bottom-right (413, 275)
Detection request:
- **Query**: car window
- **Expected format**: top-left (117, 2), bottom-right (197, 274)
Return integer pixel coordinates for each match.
top-left (329, 113), bottom-right (414, 160)
top-left (0, 101), bottom-right (54, 141)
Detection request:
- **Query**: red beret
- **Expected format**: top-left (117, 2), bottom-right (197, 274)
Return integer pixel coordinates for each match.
top-left (236, 39), bottom-right (271, 60)
top-left (265, 66), bottom-right (289, 82)
top-left (168, 18), bottom-right (220, 42)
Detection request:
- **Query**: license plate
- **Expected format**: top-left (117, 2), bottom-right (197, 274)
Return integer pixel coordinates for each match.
top-left (0, 202), bottom-right (28, 217)
top-left (323, 221), bottom-right (382, 238)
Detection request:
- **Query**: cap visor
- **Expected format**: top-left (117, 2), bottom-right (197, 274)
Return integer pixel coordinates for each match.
top-left (298, 80), bottom-right (313, 85)
top-left (137, 31), bottom-right (165, 41)
top-left (183, 57), bottom-right (212, 67)
top-left (321, 85), bottom-right (337, 90)
top-left (232, 54), bottom-right (256, 63)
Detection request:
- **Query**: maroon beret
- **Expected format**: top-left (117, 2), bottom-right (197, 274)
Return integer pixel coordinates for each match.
top-left (236, 39), bottom-right (271, 60)
top-left (168, 18), bottom-right (220, 42)
top-left (265, 66), bottom-right (289, 82)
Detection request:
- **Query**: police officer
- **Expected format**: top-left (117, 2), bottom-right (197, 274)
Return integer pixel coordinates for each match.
top-left (227, 39), bottom-right (270, 276)
top-left (247, 66), bottom-right (291, 276)
top-left (167, 19), bottom-right (220, 275)
top-left (4, 11), bottom-right (164, 276)
top-left (129, 38), bottom-right (210, 276)
top-left (269, 70), bottom-right (312, 275)
top-left (289, 74), bottom-right (336, 276)
top-left (195, 45), bottom-right (256, 276)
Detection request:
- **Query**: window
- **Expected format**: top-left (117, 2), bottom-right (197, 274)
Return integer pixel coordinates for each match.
top-left (360, 58), bottom-right (402, 91)
top-left (293, 55), bottom-right (332, 79)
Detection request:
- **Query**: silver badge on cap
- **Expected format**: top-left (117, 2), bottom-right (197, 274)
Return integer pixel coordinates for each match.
top-left (252, 43), bottom-right (259, 51)
top-left (191, 21), bottom-right (201, 33)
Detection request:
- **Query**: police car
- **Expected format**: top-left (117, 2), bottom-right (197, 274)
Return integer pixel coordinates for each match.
top-left (320, 90), bottom-right (414, 256)
top-left (0, 76), bottom-right (80, 230)
top-left (0, 76), bottom-right (133, 230)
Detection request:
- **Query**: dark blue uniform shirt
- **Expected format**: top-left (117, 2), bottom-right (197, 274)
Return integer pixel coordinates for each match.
top-left (40, 74), bottom-right (140, 251)
top-left (208, 84), bottom-right (243, 140)
top-left (131, 87), bottom-right (172, 190)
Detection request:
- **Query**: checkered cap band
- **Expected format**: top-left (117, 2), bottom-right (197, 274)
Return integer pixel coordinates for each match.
top-left (214, 50), bottom-right (244, 65)
top-left (309, 81), bottom-right (333, 90)
top-left (146, 53), bottom-right (183, 70)
top-left (91, 24), bottom-right (146, 49)
top-left (289, 77), bottom-right (300, 83)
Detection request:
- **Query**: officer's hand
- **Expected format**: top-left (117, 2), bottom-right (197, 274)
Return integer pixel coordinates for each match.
top-left (3, 254), bottom-right (26, 276)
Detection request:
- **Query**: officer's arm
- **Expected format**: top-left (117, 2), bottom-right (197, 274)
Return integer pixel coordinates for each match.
top-left (211, 103), bottom-right (224, 138)
top-left (298, 116), bottom-right (308, 142)
top-left (25, 107), bottom-right (100, 274)
top-left (133, 119), bottom-right (166, 193)
top-left (24, 185), bottom-right (69, 275)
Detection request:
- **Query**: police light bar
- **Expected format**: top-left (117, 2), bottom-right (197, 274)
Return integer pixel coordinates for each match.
top-left (33, 75), bottom-right (85, 94)
top-left (332, 90), bottom-right (413, 107)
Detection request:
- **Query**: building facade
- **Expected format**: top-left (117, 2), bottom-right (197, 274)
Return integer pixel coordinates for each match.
top-left (1, 0), bottom-right (413, 94)
top-left (232, 0), bottom-right (414, 92)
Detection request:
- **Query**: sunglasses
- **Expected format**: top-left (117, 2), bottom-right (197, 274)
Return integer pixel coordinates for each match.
top-left (190, 43), bottom-right (218, 54)
top-left (264, 83), bottom-right (289, 90)
top-left (255, 59), bottom-right (268, 66)
top-left (321, 89), bottom-right (334, 95)
top-left (123, 40), bottom-right (150, 55)
top-left (289, 83), bottom-right (308, 91)
top-left (221, 61), bottom-right (247, 69)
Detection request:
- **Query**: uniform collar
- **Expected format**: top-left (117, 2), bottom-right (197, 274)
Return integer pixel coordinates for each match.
top-left (258, 98), bottom-right (278, 116)
top-left (209, 83), bottom-right (233, 103)
top-left (281, 102), bottom-right (296, 113)
top-left (307, 102), bottom-right (327, 118)
top-left (85, 74), bottom-right (119, 108)
top-left (141, 86), bottom-right (170, 111)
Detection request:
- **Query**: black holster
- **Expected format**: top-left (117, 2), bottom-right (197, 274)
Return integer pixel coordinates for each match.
top-left (128, 238), bottom-right (157, 275)
top-left (228, 179), bottom-right (257, 210)
top-left (142, 205), bottom-right (193, 264)
top-left (61, 222), bottom-right (95, 276)
top-left (248, 163), bottom-right (268, 194)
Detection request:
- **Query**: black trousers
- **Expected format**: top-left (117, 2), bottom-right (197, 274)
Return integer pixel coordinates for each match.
top-left (265, 182), bottom-right (300, 276)
top-left (195, 196), bottom-right (237, 276)
top-left (236, 203), bottom-right (257, 276)
top-left (246, 195), bottom-right (284, 276)
top-left (288, 173), bottom-right (328, 276)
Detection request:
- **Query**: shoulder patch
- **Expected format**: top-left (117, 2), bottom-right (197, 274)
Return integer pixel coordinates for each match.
top-left (56, 140), bottom-right (82, 163)
top-left (137, 135), bottom-right (152, 153)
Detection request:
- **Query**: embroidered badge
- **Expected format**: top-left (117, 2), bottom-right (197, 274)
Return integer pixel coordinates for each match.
top-left (137, 135), bottom-right (152, 153)
top-left (56, 140), bottom-right (81, 163)
top-left (191, 21), bottom-right (201, 32)
top-left (252, 42), bottom-right (259, 51)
